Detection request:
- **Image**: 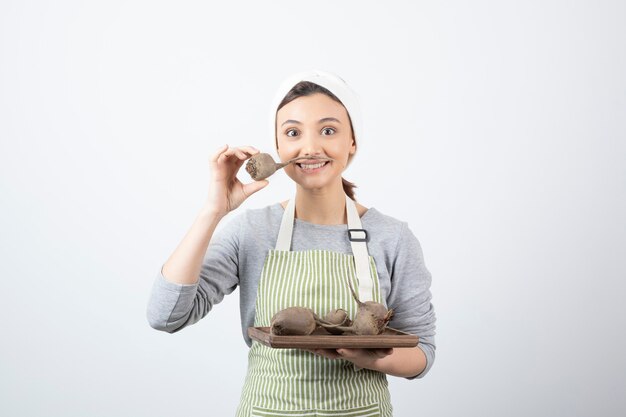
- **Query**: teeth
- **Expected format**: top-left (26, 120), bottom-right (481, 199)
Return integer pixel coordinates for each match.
top-left (299, 162), bottom-right (326, 169)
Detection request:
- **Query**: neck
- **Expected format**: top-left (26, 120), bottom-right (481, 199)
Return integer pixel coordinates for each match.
top-left (294, 181), bottom-right (348, 225)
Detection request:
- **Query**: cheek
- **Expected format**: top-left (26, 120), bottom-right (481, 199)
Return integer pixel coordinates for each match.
top-left (281, 159), bottom-right (299, 181)
top-left (276, 146), bottom-right (289, 162)
top-left (332, 142), bottom-right (353, 164)
top-left (276, 140), bottom-right (298, 160)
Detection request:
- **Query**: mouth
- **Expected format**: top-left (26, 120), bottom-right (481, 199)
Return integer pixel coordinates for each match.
top-left (295, 160), bottom-right (330, 172)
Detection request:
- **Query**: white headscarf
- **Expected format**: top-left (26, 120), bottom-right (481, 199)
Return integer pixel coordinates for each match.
top-left (269, 70), bottom-right (362, 162)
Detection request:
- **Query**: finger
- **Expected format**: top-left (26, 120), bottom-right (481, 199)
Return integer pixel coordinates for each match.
top-left (218, 147), bottom-right (245, 165)
top-left (223, 147), bottom-right (245, 159)
top-left (217, 152), bottom-right (231, 164)
top-left (231, 147), bottom-right (260, 160)
top-left (222, 147), bottom-right (239, 157)
top-left (312, 349), bottom-right (342, 359)
top-left (223, 147), bottom-right (251, 157)
top-left (238, 146), bottom-right (260, 155)
top-left (242, 180), bottom-right (269, 197)
top-left (336, 348), bottom-right (357, 358)
top-left (374, 348), bottom-right (393, 358)
top-left (210, 144), bottom-right (229, 163)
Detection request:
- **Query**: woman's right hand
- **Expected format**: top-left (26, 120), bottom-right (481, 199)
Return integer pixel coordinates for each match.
top-left (205, 145), bottom-right (269, 217)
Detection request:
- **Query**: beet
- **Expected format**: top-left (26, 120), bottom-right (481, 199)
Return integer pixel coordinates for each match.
top-left (320, 308), bottom-right (352, 335)
top-left (268, 278), bottom-right (394, 337)
top-left (245, 153), bottom-right (333, 181)
top-left (330, 276), bottom-right (394, 335)
top-left (270, 307), bottom-right (317, 335)
top-left (270, 306), bottom-right (350, 336)
top-left (246, 153), bottom-right (280, 181)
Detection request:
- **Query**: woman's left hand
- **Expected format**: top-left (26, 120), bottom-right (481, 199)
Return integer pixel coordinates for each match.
top-left (306, 348), bottom-right (393, 370)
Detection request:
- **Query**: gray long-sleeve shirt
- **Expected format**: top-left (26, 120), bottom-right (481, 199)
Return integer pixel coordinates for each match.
top-left (147, 203), bottom-right (436, 378)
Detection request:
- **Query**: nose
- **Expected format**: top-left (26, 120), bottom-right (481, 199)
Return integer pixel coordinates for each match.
top-left (300, 130), bottom-right (323, 156)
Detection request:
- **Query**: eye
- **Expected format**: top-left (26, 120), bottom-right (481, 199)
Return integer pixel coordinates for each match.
top-left (321, 127), bottom-right (336, 136)
top-left (285, 129), bottom-right (299, 137)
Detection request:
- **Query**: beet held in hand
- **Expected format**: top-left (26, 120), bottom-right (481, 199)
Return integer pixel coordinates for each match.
top-left (245, 153), bottom-right (333, 181)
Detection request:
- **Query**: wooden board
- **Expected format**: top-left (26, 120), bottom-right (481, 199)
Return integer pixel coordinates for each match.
top-left (248, 327), bottom-right (419, 349)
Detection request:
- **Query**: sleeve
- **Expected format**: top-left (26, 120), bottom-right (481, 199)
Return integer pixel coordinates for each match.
top-left (146, 213), bottom-right (242, 333)
top-left (386, 222), bottom-right (436, 379)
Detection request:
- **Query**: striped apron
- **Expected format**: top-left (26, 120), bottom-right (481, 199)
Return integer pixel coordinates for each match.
top-left (236, 195), bottom-right (393, 417)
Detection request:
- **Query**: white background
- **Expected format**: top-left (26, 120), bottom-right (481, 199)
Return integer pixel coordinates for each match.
top-left (1, 1), bottom-right (625, 416)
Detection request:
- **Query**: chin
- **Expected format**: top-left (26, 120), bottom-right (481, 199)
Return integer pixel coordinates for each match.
top-left (296, 177), bottom-right (343, 192)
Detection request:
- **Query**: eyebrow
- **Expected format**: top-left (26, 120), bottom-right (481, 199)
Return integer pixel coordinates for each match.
top-left (281, 117), bottom-right (342, 126)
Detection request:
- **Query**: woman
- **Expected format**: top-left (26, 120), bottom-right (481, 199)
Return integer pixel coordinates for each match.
top-left (147, 70), bottom-right (436, 416)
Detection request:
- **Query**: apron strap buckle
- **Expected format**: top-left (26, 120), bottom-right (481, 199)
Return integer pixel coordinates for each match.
top-left (348, 228), bottom-right (368, 242)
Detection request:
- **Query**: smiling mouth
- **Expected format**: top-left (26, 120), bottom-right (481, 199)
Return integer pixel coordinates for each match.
top-left (296, 161), bottom-right (330, 170)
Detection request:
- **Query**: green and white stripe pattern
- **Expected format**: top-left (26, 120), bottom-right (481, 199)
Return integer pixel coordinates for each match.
top-left (236, 249), bottom-right (392, 417)
top-left (251, 403), bottom-right (381, 417)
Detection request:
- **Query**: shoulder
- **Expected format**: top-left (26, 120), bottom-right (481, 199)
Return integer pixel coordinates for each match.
top-left (214, 203), bottom-right (282, 239)
top-left (211, 204), bottom-right (282, 251)
top-left (241, 203), bottom-right (283, 224)
top-left (362, 206), bottom-right (408, 234)
top-left (361, 207), bottom-right (424, 257)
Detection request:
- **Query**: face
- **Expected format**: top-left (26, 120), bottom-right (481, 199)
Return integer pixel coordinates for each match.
top-left (276, 93), bottom-right (356, 191)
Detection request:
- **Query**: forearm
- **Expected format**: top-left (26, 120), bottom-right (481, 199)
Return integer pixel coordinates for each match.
top-left (370, 346), bottom-right (426, 378)
top-left (321, 345), bottom-right (428, 378)
top-left (161, 204), bottom-right (225, 285)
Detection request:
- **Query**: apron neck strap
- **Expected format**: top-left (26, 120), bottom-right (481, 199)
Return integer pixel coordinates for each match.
top-left (275, 194), bottom-right (374, 302)
top-left (275, 197), bottom-right (297, 252)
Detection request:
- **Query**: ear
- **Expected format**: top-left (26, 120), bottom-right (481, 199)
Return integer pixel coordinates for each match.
top-left (349, 137), bottom-right (356, 155)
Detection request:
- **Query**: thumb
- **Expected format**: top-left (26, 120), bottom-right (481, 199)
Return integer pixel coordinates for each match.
top-left (243, 180), bottom-right (269, 197)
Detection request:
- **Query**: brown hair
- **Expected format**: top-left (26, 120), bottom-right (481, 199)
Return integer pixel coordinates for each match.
top-left (275, 81), bottom-right (358, 200)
